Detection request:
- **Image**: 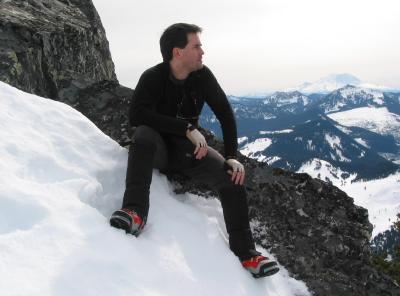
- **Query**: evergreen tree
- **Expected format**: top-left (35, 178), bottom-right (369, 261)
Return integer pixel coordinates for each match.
top-left (372, 213), bottom-right (400, 284)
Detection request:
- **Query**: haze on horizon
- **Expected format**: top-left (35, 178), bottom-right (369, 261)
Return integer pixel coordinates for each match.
top-left (93, 0), bottom-right (400, 95)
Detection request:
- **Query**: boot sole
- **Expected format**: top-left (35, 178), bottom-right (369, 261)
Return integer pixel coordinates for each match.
top-left (253, 265), bottom-right (280, 278)
top-left (110, 216), bottom-right (130, 233)
top-left (110, 215), bottom-right (142, 236)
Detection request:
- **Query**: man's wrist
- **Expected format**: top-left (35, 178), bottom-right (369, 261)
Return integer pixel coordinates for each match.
top-left (225, 156), bottom-right (237, 160)
top-left (187, 123), bottom-right (196, 132)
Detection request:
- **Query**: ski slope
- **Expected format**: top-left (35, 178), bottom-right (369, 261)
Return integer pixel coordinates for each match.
top-left (0, 82), bottom-right (310, 296)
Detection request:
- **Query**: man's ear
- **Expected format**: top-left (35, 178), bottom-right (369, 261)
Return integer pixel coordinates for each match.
top-left (172, 47), bottom-right (181, 59)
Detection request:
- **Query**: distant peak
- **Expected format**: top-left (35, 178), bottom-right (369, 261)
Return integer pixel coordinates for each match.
top-left (321, 73), bottom-right (361, 85)
top-left (289, 73), bottom-right (362, 94)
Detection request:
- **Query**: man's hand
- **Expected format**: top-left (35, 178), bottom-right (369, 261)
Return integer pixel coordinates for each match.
top-left (225, 158), bottom-right (245, 185)
top-left (186, 128), bottom-right (208, 159)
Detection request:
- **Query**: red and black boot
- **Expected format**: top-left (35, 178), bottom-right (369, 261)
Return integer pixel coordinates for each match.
top-left (241, 255), bottom-right (279, 278)
top-left (110, 208), bottom-right (145, 236)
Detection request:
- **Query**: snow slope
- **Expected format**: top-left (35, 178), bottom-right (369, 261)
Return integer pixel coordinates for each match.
top-left (0, 82), bottom-right (310, 296)
top-left (327, 107), bottom-right (400, 142)
top-left (298, 159), bottom-right (400, 237)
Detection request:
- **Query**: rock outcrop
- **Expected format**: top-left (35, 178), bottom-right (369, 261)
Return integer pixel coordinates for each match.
top-left (0, 0), bottom-right (132, 144)
top-left (0, 1), bottom-right (399, 295)
top-left (0, 0), bottom-right (116, 99)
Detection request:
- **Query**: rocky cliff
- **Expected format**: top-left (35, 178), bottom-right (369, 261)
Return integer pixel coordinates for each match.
top-left (0, 1), bottom-right (398, 295)
top-left (0, 0), bottom-right (132, 143)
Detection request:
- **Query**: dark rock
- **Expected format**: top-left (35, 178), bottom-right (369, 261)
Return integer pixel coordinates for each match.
top-left (0, 0), bottom-right (117, 100)
top-left (71, 79), bottom-right (133, 145)
top-left (0, 0), bottom-right (131, 145)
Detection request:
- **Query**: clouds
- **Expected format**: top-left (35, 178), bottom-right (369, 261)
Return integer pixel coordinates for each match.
top-left (92, 0), bottom-right (400, 94)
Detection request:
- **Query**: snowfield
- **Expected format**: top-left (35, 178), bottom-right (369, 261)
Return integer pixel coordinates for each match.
top-left (239, 138), bottom-right (273, 161)
top-left (0, 82), bottom-right (310, 296)
top-left (298, 158), bottom-right (400, 237)
top-left (328, 107), bottom-right (400, 142)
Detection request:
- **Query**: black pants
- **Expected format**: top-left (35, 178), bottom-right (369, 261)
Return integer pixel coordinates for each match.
top-left (122, 125), bottom-right (258, 261)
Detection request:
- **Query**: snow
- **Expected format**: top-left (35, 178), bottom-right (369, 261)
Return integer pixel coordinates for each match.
top-left (240, 138), bottom-right (273, 158)
top-left (287, 73), bottom-right (398, 94)
top-left (0, 82), bottom-right (310, 296)
top-left (354, 138), bottom-right (370, 148)
top-left (266, 156), bottom-right (281, 165)
top-left (298, 159), bottom-right (357, 187)
top-left (298, 158), bottom-right (400, 237)
top-left (341, 173), bottom-right (400, 237)
top-left (324, 134), bottom-right (351, 162)
top-left (335, 124), bottom-right (352, 135)
top-left (288, 73), bottom-right (361, 94)
top-left (263, 114), bottom-right (276, 120)
top-left (328, 107), bottom-right (400, 142)
top-left (339, 87), bottom-right (384, 105)
top-left (238, 136), bottom-right (248, 145)
top-left (263, 93), bottom-right (309, 107)
top-left (259, 129), bottom-right (293, 135)
top-left (306, 140), bottom-right (315, 151)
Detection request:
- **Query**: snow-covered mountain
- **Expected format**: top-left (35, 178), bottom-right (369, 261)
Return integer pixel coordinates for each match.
top-left (202, 87), bottom-right (400, 181)
top-left (263, 91), bottom-right (312, 114)
top-left (293, 73), bottom-right (361, 94)
top-left (201, 84), bottom-right (400, 238)
top-left (287, 73), bottom-right (397, 94)
top-left (328, 106), bottom-right (400, 144)
top-left (0, 82), bottom-right (311, 295)
top-left (239, 116), bottom-right (398, 180)
top-left (318, 85), bottom-right (387, 113)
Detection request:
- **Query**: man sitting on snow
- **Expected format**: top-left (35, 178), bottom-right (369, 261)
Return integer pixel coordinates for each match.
top-left (110, 23), bottom-right (279, 278)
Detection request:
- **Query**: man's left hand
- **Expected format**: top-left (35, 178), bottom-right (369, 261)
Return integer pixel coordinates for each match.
top-left (225, 159), bottom-right (245, 185)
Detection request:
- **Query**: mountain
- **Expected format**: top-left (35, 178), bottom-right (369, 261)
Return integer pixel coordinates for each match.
top-left (293, 73), bottom-right (361, 94)
top-left (240, 116), bottom-right (398, 180)
top-left (201, 86), bottom-right (400, 239)
top-left (262, 91), bottom-right (312, 114)
top-left (318, 85), bottom-right (388, 113)
top-left (200, 87), bottom-right (400, 181)
top-left (287, 73), bottom-right (398, 94)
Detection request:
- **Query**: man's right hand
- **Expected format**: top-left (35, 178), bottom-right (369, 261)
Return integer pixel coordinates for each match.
top-left (186, 128), bottom-right (208, 159)
top-left (225, 158), bottom-right (245, 185)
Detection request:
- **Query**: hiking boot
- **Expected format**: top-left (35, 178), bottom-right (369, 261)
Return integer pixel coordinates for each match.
top-left (241, 255), bottom-right (279, 278)
top-left (110, 208), bottom-right (145, 236)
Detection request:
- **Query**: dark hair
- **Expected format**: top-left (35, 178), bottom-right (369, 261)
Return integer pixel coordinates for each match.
top-left (160, 23), bottom-right (202, 62)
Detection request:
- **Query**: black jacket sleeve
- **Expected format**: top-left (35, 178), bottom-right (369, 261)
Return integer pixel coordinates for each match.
top-left (129, 68), bottom-right (188, 136)
top-left (202, 66), bottom-right (238, 159)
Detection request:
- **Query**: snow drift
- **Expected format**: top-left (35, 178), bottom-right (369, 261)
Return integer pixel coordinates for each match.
top-left (0, 82), bottom-right (310, 296)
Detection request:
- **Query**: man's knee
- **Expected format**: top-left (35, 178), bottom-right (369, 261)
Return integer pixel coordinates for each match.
top-left (189, 148), bottom-right (233, 189)
top-left (132, 125), bottom-right (160, 149)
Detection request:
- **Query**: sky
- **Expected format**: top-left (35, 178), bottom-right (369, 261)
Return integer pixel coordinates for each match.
top-left (0, 81), bottom-right (311, 296)
top-left (92, 0), bottom-right (400, 95)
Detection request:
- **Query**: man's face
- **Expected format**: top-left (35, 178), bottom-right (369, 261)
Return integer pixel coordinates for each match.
top-left (178, 33), bottom-right (204, 72)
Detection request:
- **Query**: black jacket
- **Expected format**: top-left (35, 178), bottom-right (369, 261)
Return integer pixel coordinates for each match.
top-left (129, 62), bottom-right (238, 158)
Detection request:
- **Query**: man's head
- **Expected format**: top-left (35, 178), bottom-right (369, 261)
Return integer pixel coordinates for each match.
top-left (160, 23), bottom-right (204, 72)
